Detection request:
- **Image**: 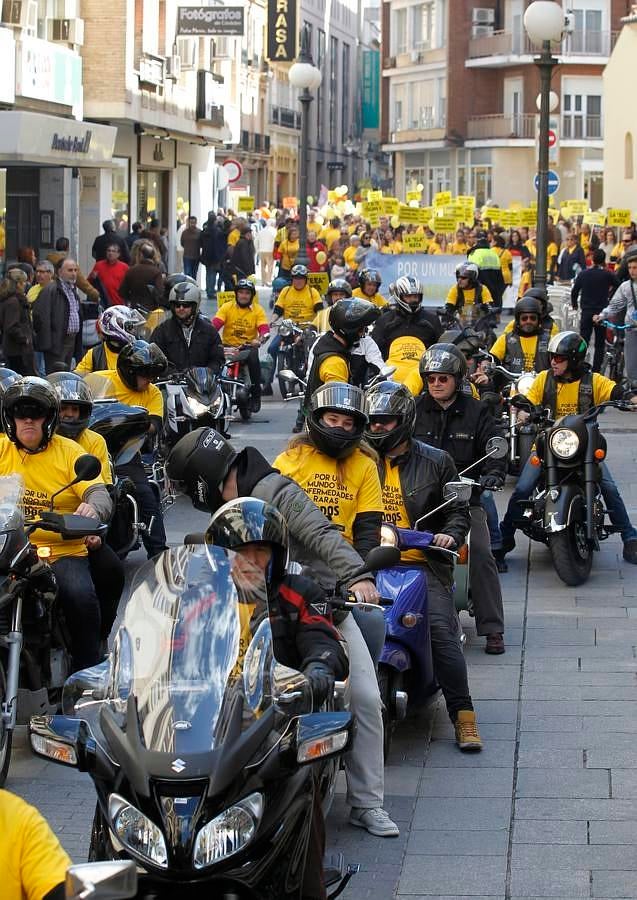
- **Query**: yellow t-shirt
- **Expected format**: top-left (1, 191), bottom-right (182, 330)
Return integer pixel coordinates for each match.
top-left (0, 789), bottom-right (71, 900)
top-left (547, 241), bottom-right (559, 269)
top-left (215, 300), bottom-right (268, 346)
top-left (313, 307), bottom-right (332, 332)
top-left (611, 241), bottom-right (624, 261)
top-left (343, 246), bottom-right (359, 271)
top-left (273, 446), bottom-right (383, 545)
top-left (227, 228), bottom-right (241, 248)
top-left (503, 319), bottom-right (559, 337)
top-left (276, 285), bottom-right (322, 324)
top-left (78, 427), bottom-right (112, 483)
top-left (278, 239), bottom-right (299, 271)
top-left (323, 227), bottom-right (341, 250)
top-left (428, 241), bottom-right (442, 255)
top-left (381, 460), bottom-right (422, 562)
top-left (491, 332), bottom-right (543, 372)
top-left (0, 433), bottom-right (105, 560)
top-left (524, 370), bottom-right (615, 417)
top-left (352, 287), bottom-right (387, 308)
top-left (449, 241), bottom-right (469, 255)
top-left (318, 355), bottom-right (349, 384)
top-left (387, 336), bottom-right (428, 386)
top-left (92, 369), bottom-right (163, 418)
top-left (446, 284), bottom-right (493, 308)
top-left (75, 344), bottom-right (119, 376)
top-left (517, 270), bottom-right (533, 299)
top-left (494, 247), bottom-right (513, 285)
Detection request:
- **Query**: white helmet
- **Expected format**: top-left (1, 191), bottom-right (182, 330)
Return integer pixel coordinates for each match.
top-left (393, 275), bottom-right (423, 315)
top-left (169, 281), bottom-right (201, 323)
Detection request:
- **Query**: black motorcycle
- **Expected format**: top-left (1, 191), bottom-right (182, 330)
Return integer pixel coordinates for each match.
top-left (0, 454), bottom-right (106, 784)
top-left (511, 395), bottom-right (636, 585)
top-left (157, 367), bottom-right (231, 448)
top-left (29, 543), bottom-right (356, 899)
top-left (276, 320), bottom-right (316, 400)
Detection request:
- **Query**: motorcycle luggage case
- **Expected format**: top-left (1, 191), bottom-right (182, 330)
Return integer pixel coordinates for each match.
top-left (89, 402), bottom-right (150, 459)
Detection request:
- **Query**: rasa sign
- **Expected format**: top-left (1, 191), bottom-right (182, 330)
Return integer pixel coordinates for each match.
top-left (266, 0), bottom-right (297, 61)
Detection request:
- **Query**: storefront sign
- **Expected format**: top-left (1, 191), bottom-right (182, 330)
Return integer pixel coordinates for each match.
top-left (361, 50), bottom-right (380, 130)
top-left (51, 130), bottom-right (92, 153)
top-left (138, 135), bottom-right (177, 170)
top-left (0, 28), bottom-right (16, 104)
top-left (266, 0), bottom-right (297, 62)
top-left (177, 6), bottom-right (244, 35)
top-left (16, 36), bottom-right (82, 109)
top-left (0, 110), bottom-right (115, 166)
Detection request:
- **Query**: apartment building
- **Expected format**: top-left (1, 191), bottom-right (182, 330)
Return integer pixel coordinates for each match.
top-left (602, 6), bottom-right (637, 208)
top-left (382, 0), bottom-right (625, 208)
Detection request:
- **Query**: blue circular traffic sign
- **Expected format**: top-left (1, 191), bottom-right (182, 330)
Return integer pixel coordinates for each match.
top-left (534, 170), bottom-right (560, 195)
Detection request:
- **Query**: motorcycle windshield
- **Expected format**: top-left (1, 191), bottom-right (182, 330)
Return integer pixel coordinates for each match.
top-left (84, 372), bottom-right (120, 401)
top-left (83, 545), bottom-right (302, 756)
top-left (0, 476), bottom-right (24, 529)
top-left (185, 366), bottom-right (215, 401)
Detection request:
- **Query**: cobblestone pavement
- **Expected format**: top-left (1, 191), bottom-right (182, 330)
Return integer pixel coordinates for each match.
top-left (8, 397), bottom-right (637, 900)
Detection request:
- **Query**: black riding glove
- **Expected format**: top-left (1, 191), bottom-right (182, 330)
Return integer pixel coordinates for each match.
top-left (479, 474), bottom-right (504, 491)
top-left (303, 662), bottom-right (335, 708)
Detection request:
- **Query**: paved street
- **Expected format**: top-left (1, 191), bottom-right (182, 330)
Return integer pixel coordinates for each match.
top-left (8, 391), bottom-right (637, 899)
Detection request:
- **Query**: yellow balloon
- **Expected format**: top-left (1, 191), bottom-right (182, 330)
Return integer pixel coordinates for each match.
top-left (315, 250), bottom-right (327, 265)
top-left (390, 215), bottom-right (400, 228)
top-left (416, 183), bottom-right (424, 192)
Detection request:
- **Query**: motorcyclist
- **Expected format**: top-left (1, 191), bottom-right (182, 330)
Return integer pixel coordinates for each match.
top-left (445, 262), bottom-right (493, 320)
top-left (0, 377), bottom-right (111, 669)
top-left (273, 264), bottom-right (323, 325)
top-left (206, 497), bottom-right (349, 900)
top-left (150, 279), bottom-right (225, 373)
top-left (413, 346), bottom-right (507, 654)
top-left (371, 276), bottom-right (442, 387)
top-left (92, 339), bottom-right (169, 558)
top-left (166, 419), bottom-right (399, 838)
top-left (352, 268), bottom-right (388, 308)
top-left (498, 331), bottom-right (637, 565)
top-left (0, 368), bottom-right (20, 431)
top-left (47, 372), bottom-right (124, 643)
top-left (74, 305), bottom-right (146, 375)
top-left (502, 286), bottom-right (557, 338)
top-left (1, 787), bottom-right (70, 900)
top-left (364, 381), bottom-right (481, 749)
top-left (212, 278), bottom-right (269, 413)
top-left (489, 295), bottom-right (551, 374)
top-left (313, 278), bottom-right (352, 333)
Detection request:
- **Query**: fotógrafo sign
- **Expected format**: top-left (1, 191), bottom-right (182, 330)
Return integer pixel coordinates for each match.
top-left (177, 6), bottom-right (245, 36)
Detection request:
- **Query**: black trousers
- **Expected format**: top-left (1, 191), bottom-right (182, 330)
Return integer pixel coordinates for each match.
top-left (246, 347), bottom-right (262, 399)
top-left (116, 460), bottom-right (167, 558)
top-left (88, 542), bottom-right (125, 640)
top-left (580, 309), bottom-right (607, 373)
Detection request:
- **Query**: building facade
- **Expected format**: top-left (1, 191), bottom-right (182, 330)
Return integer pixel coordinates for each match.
top-left (382, 0), bottom-right (624, 209)
top-left (602, 7), bottom-right (637, 210)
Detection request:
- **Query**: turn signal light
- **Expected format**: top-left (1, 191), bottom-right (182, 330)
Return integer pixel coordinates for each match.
top-left (457, 544), bottom-right (469, 565)
top-left (594, 448), bottom-right (606, 460)
top-left (530, 455), bottom-right (541, 467)
top-left (37, 546), bottom-right (52, 559)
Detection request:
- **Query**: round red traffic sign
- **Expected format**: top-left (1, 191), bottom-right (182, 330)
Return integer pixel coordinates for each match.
top-left (223, 158), bottom-right (243, 184)
top-left (547, 130), bottom-right (557, 148)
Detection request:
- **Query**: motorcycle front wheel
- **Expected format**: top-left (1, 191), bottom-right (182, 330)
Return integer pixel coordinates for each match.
top-left (378, 665), bottom-right (403, 762)
top-left (88, 802), bottom-right (112, 861)
top-left (548, 522), bottom-right (593, 586)
top-left (0, 655), bottom-right (12, 786)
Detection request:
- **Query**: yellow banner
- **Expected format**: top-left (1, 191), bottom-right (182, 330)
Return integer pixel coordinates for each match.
top-left (282, 196), bottom-right (298, 209)
top-left (406, 190), bottom-right (422, 203)
top-left (380, 198), bottom-right (399, 215)
top-left (607, 208), bottom-right (632, 227)
top-left (308, 273), bottom-right (329, 294)
top-left (433, 190), bottom-right (452, 207)
top-left (431, 215), bottom-right (457, 234)
top-left (568, 200), bottom-right (589, 215)
top-left (583, 212), bottom-right (605, 226)
top-left (403, 234), bottom-right (427, 253)
top-left (217, 291), bottom-right (236, 305)
top-left (237, 196), bottom-right (255, 212)
top-left (398, 204), bottom-right (427, 225)
top-left (367, 189), bottom-right (383, 202)
top-left (518, 208), bottom-right (537, 227)
top-left (482, 206), bottom-right (501, 222)
top-left (500, 210), bottom-right (520, 227)
top-left (457, 195), bottom-right (476, 208)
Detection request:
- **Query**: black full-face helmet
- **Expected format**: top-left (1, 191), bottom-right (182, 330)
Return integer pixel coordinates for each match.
top-left (307, 382), bottom-right (368, 459)
top-left (117, 340), bottom-right (168, 390)
top-left (166, 427), bottom-right (238, 512)
top-left (2, 377), bottom-right (60, 451)
top-left (206, 498), bottom-right (289, 588)
top-left (328, 299), bottom-right (379, 346)
top-left (47, 372), bottom-right (94, 439)
top-left (0, 368), bottom-right (20, 434)
top-left (548, 331), bottom-right (588, 375)
top-left (365, 381), bottom-right (416, 454)
top-left (419, 342), bottom-right (468, 391)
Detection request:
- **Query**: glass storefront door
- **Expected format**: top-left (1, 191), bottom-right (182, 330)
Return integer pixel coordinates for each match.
top-left (137, 170), bottom-right (168, 226)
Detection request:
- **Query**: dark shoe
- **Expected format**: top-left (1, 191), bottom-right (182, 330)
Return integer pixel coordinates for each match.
top-left (493, 551), bottom-right (508, 573)
top-left (292, 422), bottom-right (303, 433)
top-left (623, 539), bottom-right (637, 564)
top-left (499, 530), bottom-right (515, 556)
top-left (485, 633), bottom-right (505, 654)
top-left (262, 384), bottom-right (273, 396)
top-left (250, 396), bottom-right (261, 413)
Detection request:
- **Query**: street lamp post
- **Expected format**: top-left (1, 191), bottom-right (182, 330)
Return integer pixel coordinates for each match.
top-left (524, 1), bottom-right (564, 288)
top-left (344, 135), bottom-right (361, 193)
top-left (288, 27), bottom-right (322, 268)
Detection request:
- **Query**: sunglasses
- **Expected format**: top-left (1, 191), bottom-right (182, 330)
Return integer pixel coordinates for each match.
top-left (174, 302), bottom-right (195, 308)
top-left (519, 314), bottom-right (539, 322)
top-left (426, 374), bottom-right (451, 384)
top-left (550, 354), bottom-right (567, 363)
top-left (13, 403), bottom-right (46, 420)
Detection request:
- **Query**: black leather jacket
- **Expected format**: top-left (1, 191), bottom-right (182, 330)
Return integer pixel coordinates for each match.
top-left (371, 306), bottom-right (442, 359)
top-left (151, 314), bottom-right (225, 373)
top-left (414, 392), bottom-right (506, 504)
top-left (382, 439), bottom-right (470, 587)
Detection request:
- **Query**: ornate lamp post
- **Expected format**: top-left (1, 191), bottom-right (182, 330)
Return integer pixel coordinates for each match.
top-left (288, 27), bottom-right (322, 267)
top-left (524, 0), bottom-right (564, 288)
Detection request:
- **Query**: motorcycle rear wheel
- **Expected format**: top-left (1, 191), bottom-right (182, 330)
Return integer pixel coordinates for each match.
top-left (238, 403), bottom-right (252, 421)
top-left (548, 522), bottom-right (593, 586)
top-left (0, 656), bottom-right (12, 786)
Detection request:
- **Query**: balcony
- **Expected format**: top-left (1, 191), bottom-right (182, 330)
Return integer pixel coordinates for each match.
top-left (269, 105), bottom-right (300, 129)
top-left (391, 114), bottom-right (446, 144)
top-left (466, 114), bottom-right (535, 141)
top-left (562, 114), bottom-right (602, 141)
top-left (466, 29), bottom-right (618, 67)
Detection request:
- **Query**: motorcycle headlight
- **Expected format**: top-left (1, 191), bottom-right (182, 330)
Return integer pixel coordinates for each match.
top-left (549, 428), bottom-right (580, 459)
top-left (193, 792), bottom-right (263, 869)
top-left (515, 373), bottom-right (536, 395)
top-left (187, 397), bottom-right (210, 418)
top-left (109, 794), bottom-right (168, 868)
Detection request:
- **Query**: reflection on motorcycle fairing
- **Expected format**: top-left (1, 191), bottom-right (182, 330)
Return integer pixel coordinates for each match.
top-left (386, 336), bottom-right (427, 384)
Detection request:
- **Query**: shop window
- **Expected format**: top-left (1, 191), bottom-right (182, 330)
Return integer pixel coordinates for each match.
top-left (177, 163), bottom-right (191, 230)
top-left (111, 157), bottom-right (130, 231)
top-left (626, 133), bottom-right (634, 180)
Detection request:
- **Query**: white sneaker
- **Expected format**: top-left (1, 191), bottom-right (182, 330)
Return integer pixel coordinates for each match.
top-left (349, 806), bottom-right (400, 837)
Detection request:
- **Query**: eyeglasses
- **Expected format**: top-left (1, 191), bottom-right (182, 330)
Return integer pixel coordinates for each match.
top-left (426, 374), bottom-right (451, 384)
top-left (550, 354), bottom-right (567, 363)
top-left (174, 302), bottom-right (195, 309)
top-left (519, 314), bottom-right (539, 322)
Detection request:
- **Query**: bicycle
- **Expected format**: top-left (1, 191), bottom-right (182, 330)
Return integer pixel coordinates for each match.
top-left (601, 320), bottom-right (633, 383)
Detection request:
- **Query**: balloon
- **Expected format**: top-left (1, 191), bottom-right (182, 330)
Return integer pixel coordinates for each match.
top-left (390, 215), bottom-right (400, 228)
top-left (315, 250), bottom-right (327, 265)
top-left (307, 195), bottom-right (314, 205)
top-left (336, 185), bottom-right (348, 197)
top-left (315, 215), bottom-right (324, 225)
top-left (416, 183), bottom-right (424, 192)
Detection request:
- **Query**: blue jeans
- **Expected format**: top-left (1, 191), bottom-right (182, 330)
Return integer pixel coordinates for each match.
top-left (481, 491), bottom-right (502, 551)
top-left (501, 459), bottom-right (637, 546)
top-left (51, 556), bottom-right (101, 671)
top-left (183, 257), bottom-right (199, 280)
top-left (266, 334), bottom-right (281, 384)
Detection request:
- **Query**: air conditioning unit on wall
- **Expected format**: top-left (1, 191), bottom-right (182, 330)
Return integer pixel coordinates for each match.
top-left (47, 17), bottom-right (84, 44)
top-left (472, 24), bottom-right (494, 38)
top-left (2, 0), bottom-right (37, 32)
top-left (472, 7), bottom-right (495, 25)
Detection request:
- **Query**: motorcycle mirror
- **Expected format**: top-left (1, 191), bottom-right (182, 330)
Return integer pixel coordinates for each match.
top-left (485, 436), bottom-right (509, 459)
top-left (365, 544), bottom-right (401, 572)
top-left (380, 365), bottom-right (397, 377)
top-left (65, 861), bottom-right (137, 900)
top-left (279, 369), bottom-right (299, 382)
top-left (443, 481), bottom-right (472, 503)
top-left (510, 393), bottom-right (533, 413)
top-left (49, 454), bottom-right (101, 511)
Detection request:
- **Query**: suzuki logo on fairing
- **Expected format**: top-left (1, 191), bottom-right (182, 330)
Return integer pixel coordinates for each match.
top-left (171, 758), bottom-right (186, 773)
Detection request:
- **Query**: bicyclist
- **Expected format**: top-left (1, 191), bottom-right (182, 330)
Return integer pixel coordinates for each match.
top-left (0, 377), bottom-right (111, 669)
top-left (593, 255), bottom-right (637, 382)
top-left (212, 279), bottom-right (269, 412)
